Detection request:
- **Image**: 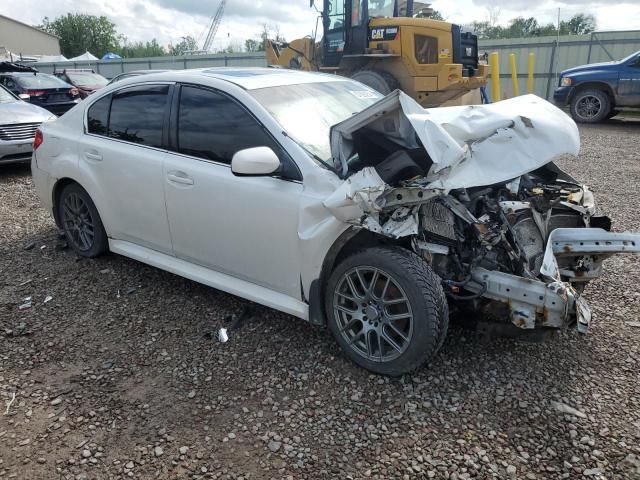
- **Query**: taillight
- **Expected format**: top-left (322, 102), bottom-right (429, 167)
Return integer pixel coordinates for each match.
top-left (26, 90), bottom-right (45, 96)
top-left (70, 87), bottom-right (79, 97)
top-left (33, 129), bottom-right (43, 151)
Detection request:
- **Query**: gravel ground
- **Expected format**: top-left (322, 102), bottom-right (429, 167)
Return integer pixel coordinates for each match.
top-left (1, 119), bottom-right (639, 480)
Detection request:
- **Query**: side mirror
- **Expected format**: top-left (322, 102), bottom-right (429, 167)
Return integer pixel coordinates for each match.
top-left (18, 94), bottom-right (30, 102)
top-left (231, 146), bottom-right (281, 176)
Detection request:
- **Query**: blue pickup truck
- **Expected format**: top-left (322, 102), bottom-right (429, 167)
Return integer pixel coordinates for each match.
top-left (554, 50), bottom-right (640, 123)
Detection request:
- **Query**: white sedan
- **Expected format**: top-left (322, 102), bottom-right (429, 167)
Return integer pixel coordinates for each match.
top-left (32, 68), bottom-right (639, 375)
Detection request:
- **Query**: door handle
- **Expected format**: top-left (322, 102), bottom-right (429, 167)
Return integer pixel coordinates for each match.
top-left (167, 171), bottom-right (194, 186)
top-left (84, 150), bottom-right (102, 162)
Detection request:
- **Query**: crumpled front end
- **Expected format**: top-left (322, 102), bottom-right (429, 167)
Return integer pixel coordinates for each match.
top-left (323, 91), bottom-right (640, 331)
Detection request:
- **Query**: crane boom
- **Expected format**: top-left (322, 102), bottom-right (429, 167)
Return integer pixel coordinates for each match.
top-left (202, 0), bottom-right (226, 52)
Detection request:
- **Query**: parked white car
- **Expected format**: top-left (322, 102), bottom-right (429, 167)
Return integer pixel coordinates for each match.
top-left (32, 68), bottom-right (639, 375)
top-left (0, 84), bottom-right (55, 165)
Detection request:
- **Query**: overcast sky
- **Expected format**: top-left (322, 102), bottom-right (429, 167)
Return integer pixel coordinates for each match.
top-left (1, 0), bottom-right (638, 52)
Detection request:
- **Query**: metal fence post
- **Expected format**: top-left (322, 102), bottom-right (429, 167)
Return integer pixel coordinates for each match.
top-left (545, 42), bottom-right (557, 100)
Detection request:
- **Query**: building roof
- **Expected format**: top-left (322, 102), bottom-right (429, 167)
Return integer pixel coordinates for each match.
top-left (0, 15), bottom-right (60, 39)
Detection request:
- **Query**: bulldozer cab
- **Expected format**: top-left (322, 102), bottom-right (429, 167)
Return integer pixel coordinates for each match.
top-left (322, 0), bottom-right (402, 67)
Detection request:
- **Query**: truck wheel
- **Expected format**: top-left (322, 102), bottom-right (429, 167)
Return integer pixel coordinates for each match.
top-left (325, 246), bottom-right (448, 376)
top-left (570, 89), bottom-right (611, 123)
top-left (351, 70), bottom-right (399, 95)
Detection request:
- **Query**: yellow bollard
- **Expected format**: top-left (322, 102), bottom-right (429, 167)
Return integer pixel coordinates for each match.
top-left (489, 52), bottom-right (500, 101)
top-left (527, 52), bottom-right (535, 94)
top-left (509, 53), bottom-right (519, 97)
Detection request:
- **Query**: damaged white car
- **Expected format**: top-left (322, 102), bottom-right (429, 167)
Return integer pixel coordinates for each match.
top-left (31, 68), bottom-right (639, 375)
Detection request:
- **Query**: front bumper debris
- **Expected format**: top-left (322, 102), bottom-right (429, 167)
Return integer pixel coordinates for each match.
top-left (467, 228), bottom-right (640, 331)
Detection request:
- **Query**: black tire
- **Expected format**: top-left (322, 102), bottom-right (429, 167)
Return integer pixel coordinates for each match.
top-left (351, 70), bottom-right (399, 95)
top-left (58, 183), bottom-right (108, 258)
top-left (569, 89), bottom-right (611, 124)
top-left (325, 246), bottom-right (448, 376)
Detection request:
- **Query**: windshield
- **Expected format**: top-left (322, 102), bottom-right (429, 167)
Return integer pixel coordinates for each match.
top-left (249, 80), bottom-right (383, 163)
top-left (369, 0), bottom-right (395, 17)
top-left (620, 50), bottom-right (640, 63)
top-left (0, 85), bottom-right (17, 104)
top-left (16, 74), bottom-right (70, 89)
top-left (66, 71), bottom-right (108, 87)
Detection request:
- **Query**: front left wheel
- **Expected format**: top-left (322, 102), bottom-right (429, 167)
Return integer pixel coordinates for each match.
top-left (325, 247), bottom-right (448, 376)
top-left (58, 183), bottom-right (108, 258)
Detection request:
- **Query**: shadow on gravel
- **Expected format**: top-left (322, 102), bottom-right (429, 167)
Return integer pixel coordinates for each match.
top-left (0, 161), bottom-right (31, 178)
top-left (2, 223), bottom-right (597, 407)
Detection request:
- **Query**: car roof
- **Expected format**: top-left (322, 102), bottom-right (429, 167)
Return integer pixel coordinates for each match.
top-left (2, 72), bottom-right (53, 76)
top-left (134, 67), bottom-right (350, 90)
top-left (120, 70), bottom-right (168, 75)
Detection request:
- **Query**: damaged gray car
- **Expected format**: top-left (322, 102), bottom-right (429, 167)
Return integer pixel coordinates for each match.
top-left (32, 69), bottom-right (640, 376)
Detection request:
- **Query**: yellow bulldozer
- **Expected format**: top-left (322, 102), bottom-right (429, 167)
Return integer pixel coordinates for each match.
top-left (265, 0), bottom-right (488, 107)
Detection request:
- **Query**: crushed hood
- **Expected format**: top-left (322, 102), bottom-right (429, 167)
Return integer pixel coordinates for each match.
top-left (330, 91), bottom-right (580, 190)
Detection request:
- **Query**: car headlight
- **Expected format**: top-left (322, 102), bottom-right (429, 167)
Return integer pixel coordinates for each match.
top-left (560, 77), bottom-right (573, 87)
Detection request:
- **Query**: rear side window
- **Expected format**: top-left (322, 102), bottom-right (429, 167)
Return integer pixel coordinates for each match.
top-left (176, 85), bottom-right (281, 164)
top-left (108, 85), bottom-right (168, 147)
top-left (87, 95), bottom-right (110, 135)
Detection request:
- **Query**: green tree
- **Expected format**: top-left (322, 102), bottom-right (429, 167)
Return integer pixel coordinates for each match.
top-left (505, 17), bottom-right (541, 37)
top-left (119, 39), bottom-right (166, 58)
top-left (244, 39), bottom-right (262, 52)
top-left (169, 36), bottom-right (198, 55)
top-left (260, 24), bottom-right (285, 44)
top-left (560, 14), bottom-right (597, 35)
top-left (414, 9), bottom-right (444, 20)
top-left (40, 14), bottom-right (120, 58)
top-left (470, 20), bottom-right (504, 40)
top-left (471, 13), bottom-right (596, 40)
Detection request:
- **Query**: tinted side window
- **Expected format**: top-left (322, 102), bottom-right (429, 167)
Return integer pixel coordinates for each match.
top-left (108, 85), bottom-right (168, 147)
top-left (87, 95), bottom-right (111, 135)
top-left (177, 86), bottom-right (280, 165)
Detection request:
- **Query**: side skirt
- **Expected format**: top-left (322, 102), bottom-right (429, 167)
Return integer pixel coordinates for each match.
top-left (109, 239), bottom-right (310, 321)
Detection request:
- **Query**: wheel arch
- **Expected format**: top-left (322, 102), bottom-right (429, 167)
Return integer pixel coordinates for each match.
top-left (307, 227), bottom-right (411, 326)
top-left (569, 82), bottom-right (616, 106)
top-left (51, 177), bottom-right (110, 237)
top-left (51, 177), bottom-right (78, 229)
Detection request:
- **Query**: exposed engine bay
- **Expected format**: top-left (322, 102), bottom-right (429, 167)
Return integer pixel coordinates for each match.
top-left (324, 91), bottom-right (640, 332)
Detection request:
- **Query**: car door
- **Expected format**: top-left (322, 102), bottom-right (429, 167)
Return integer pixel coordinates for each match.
top-left (618, 53), bottom-right (640, 106)
top-left (76, 84), bottom-right (174, 254)
top-left (163, 84), bottom-right (304, 298)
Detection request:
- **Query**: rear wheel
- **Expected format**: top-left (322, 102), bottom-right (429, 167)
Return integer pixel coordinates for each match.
top-left (58, 183), bottom-right (108, 258)
top-left (351, 70), bottom-right (399, 95)
top-left (569, 89), bottom-right (611, 123)
top-left (325, 247), bottom-right (448, 376)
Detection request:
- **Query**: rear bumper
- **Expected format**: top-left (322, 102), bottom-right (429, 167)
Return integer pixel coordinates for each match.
top-left (31, 154), bottom-right (54, 214)
top-left (0, 139), bottom-right (33, 164)
top-left (468, 228), bottom-right (640, 332)
top-left (36, 100), bottom-right (80, 116)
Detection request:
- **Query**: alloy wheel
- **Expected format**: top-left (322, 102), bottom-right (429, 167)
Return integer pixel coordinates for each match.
top-left (576, 95), bottom-right (602, 120)
top-left (333, 266), bottom-right (414, 362)
top-left (62, 192), bottom-right (95, 251)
